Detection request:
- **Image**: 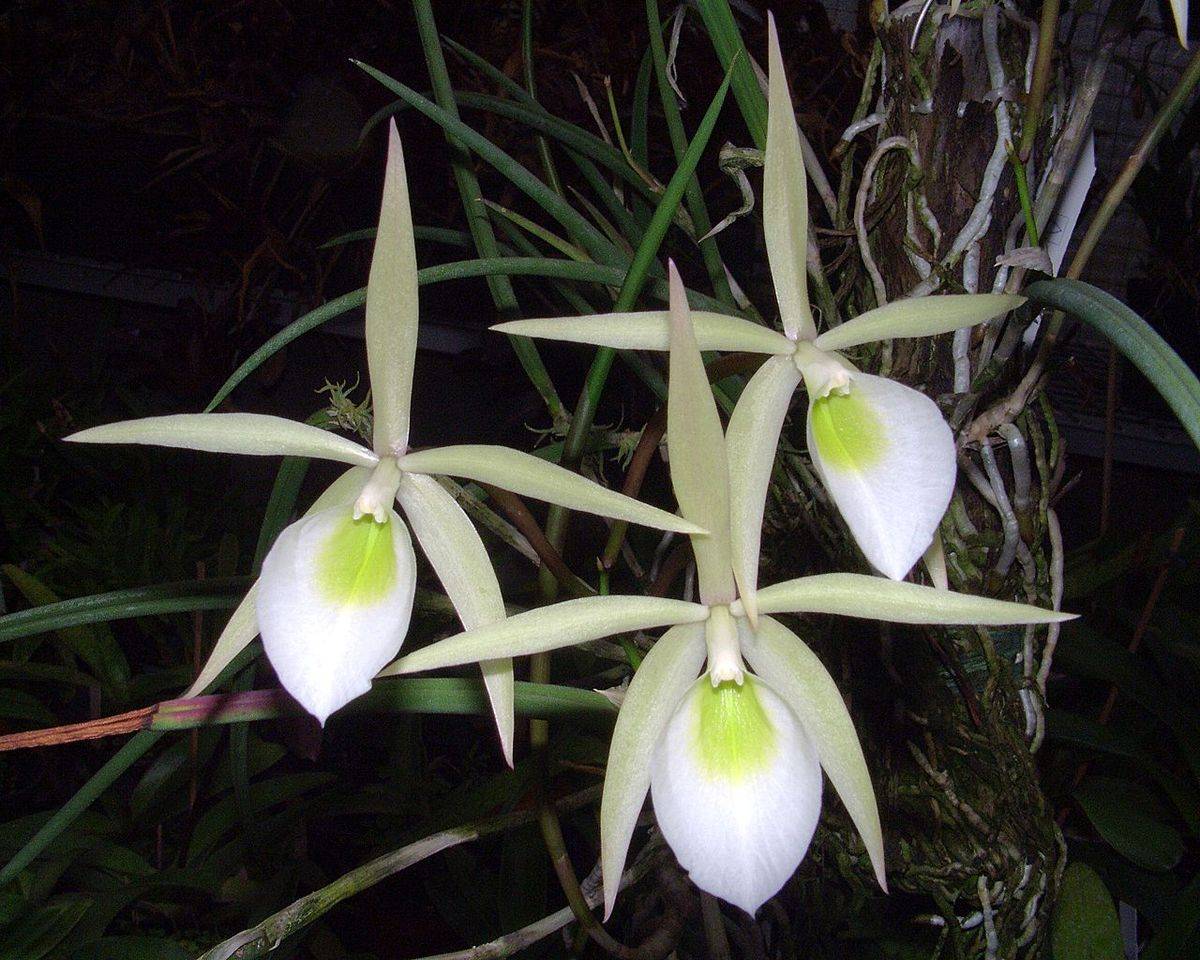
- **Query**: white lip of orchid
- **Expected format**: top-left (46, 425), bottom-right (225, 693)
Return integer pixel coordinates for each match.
top-left (705, 604), bottom-right (745, 685)
top-left (353, 457), bottom-right (404, 523)
top-left (792, 340), bottom-right (856, 400)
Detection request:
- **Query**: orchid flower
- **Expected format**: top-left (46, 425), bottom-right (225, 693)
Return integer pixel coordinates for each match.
top-left (382, 262), bottom-right (1073, 914)
top-left (491, 15), bottom-right (1024, 601)
top-left (65, 121), bottom-right (701, 763)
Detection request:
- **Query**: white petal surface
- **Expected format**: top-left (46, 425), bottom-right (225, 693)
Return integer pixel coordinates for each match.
top-left (747, 573), bottom-right (1074, 625)
top-left (1168, 0), bottom-right (1188, 48)
top-left (184, 467), bottom-right (374, 698)
top-left (651, 674), bottom-right (822, 915)
top-left (806, 373), bottom-right (954, 579)
top-left (66, 413), bottom-right (377, 467)
top-left (667, 263), bottom-right (736, 604)
top-left (257, 504), bottom-right (416, 724)
top-left (741, 616), bottom-right (886, 890)
top-left (383, 595), bottom-right (706, 676)
top-left (398, 444), bottom-right (703, 534)
top-left (764, 14), bottom-right (814, 341)
top-left (367, 120), bottom-right (420, 457)
top-left (812, 294), bottom-right (1024, 353)
top-left (726, 355), bottom-right (802, 623)
top-left (492, 312), bottom-right (793, 355)
top-left (600, 622), bottom-right (706, 918)
top-left (397, 472), bottom-right (514, 765)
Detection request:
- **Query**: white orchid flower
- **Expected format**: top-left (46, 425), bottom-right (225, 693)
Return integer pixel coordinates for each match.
top-left (491, 15), bottom-right (1024, 593)
top-left (383, 262), bottom-right (1073, 914)
top-left (66, 121), bottom-right (702, 761)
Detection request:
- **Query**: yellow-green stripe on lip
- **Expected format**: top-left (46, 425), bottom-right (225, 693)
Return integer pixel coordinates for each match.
top-left (693, 677), bottom-right (777, 780)
top-left (317, 513), bottom-right (398, 604)
top-left (810, 389), bottom-right (888, 471)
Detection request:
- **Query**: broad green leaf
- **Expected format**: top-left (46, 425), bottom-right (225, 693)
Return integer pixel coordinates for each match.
top-left (763, 14), bottom-right (813, 341)
top-left (1025, 278), bottom-right (1200, 452)
top-left (726, 356), bottom-right (801, 623)
top-left (185, 466), bottom-right (371, 698)
top-left (398, 444), bottom-right (703, 535)
top-left (667, 264), bottom-right (736, 604)
top-left (366, 121), bottom-right (420, 456)
top-left (747, 573), bottom-right (1074, 624)
top-left (1051, 862), bottom-right (1123, 960)
top-left (600, 621), bottom-right (706, 918)
top-left (382, 595), bottom-right (706, 675)
top-left (493, 311), bottom-right (792, 354)
top-left (397, 472), bottom-right (514, 765)
top-left (812, 294), bottom-right (1024, 352)
top-left (1143, 872), bottom-right (1200, 960)
top-left (742, 616), bottom-right (886, 889)
top-left (1075, 776), bottom-right (1184, 872)
top-left (66, 413), bottom-right (377, 468)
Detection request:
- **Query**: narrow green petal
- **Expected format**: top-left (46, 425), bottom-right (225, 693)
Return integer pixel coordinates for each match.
top-left (763, 13), bottom-right (814, 340)
top-left (600, 621), bottom-right (706, 918)
top-left (666, 263), bottom-right (735, 604)
top-left (745, 573), bottom-right (1075, 624)
top-left (66, 413), bottom-right (377, 468)
top-left (397, 472), bottom-right (514, 765)
top-left (381, 595), bottom-right (707, 676)
top-left (741, 616), bottom-right (886, 889)
top-left (398, 444), bottom-right (704, 535)
top-left (492, 312), bottom-right (793, 355)
top-left (1168, 0), bottom-right (1188, 48)
top-left (183, 466), bottom-right (372, 698)
top-left (726, 356), bottom-right (802, 623)
top-left (367, 121), bottom-right (421, 456)
top-left (812, 294), bottom-right (1024, 353)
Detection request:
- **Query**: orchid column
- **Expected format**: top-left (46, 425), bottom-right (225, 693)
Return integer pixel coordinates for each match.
top-left (66, 121), bottom-right (701, 764)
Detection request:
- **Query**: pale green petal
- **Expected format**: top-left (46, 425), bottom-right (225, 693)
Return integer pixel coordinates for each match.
top-left (183, 466), bottom-right (373, 698)
top-left (923, 532), bottom-right (949, 591)
top-left (740, 616), bottom-right (886, 889)
top-left (600, 621), bottom-right (706, 918)
top-left (367, 120), bottom-right (420, 457)
top-left (381, 595), bottom-right (707, 676)
top-left (744, 573), bottom-right (1075, 624)
top-left (397, 472), bottom-right (513, 765)
top-left (66, 413), bottom-right (377, 468)
top-left (812, 294), bottom-right (1024, 353)
top-left (492, 312), bottom-right (793, 355)
top-left (398, 445), bottom-right (703, 535)
top-left (764, 13), bottom-right (814, 341)
top-left (667, 262), bottom-right (736, 604)
top-left (1168, 0), bottom-right (1188, 48)
top-left (726, 356), bottom-right (801, 624)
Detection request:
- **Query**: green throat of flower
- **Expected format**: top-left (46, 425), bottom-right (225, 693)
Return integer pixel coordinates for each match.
top-left (693, 678), bottom-right (776, 780)
top-left (318, 514), bottom-right (398, 605)
top-left (810, 389), bottom-right (887, 471)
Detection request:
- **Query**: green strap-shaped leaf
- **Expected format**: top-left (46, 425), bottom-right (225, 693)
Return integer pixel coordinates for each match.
top-left (667, 264), bottom-right (736, 604)
top-left (1075, 776), bottom-right (1184, 872)
top-left (397, 472), bottom-right (514, 766)
top-left (66, 413), bottom-right (378, 468)
top-left (600, 621), bottom-right (706, 918)
top-left (742, 616), bottom-right (886, 889)
top-left (1025, 278), bottom-right (1200, 452)
top-left (746, 573), bottom-right (1074, 624)
top-left (398, 444), bottom-right (704, 535)
top-left (493, 311), bottom-right (793, 355)
top-left (366, 121), bottom-right (420, 457)
top-left (185, 467), bottom-right (373, 698)
top-left (726, 356), bottom-right (802, 624)
top-left (763, 14), bottom-right (814, 341)
top-left (812, 294), bottom-right (1024, 352)
top-left (381, 595), bottom-right (706, 675)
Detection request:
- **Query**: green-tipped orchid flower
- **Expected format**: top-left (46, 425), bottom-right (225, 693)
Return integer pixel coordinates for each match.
top-left (491, 15), bottom-right (1024, 595)
top-left (66, 121), bottom-right (701, 762)
top-left (384, 262), bottom-right (1073, 914)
